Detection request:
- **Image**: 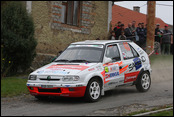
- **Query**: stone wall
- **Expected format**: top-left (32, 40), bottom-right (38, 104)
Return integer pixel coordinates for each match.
top-left (31, 1), bottom-right (109, 55)
top-left (30, 1), bottom-right (109, 69)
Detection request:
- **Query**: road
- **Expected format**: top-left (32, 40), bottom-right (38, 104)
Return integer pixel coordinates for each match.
top-left (1, 56), bottom-right (173, 116)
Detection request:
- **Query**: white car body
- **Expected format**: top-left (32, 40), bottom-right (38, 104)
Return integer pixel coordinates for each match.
top-left (27, 40), bottom-right (152, 101)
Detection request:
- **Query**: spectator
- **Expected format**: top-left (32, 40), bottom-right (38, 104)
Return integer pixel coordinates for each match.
top-left (113, 21), bottom-right (121, 36)
top-left (144, 24), bottom-right (147, 36)
top-left (109, 31), bottom-right (116, 40)
top-left (155, 24), bottom-right (162, 43)
top-left (96, 38), bottom-right (100, 40)
top-left (131, 21), bottom-right (136, 33)
top-left (136, 23), bottom-right (146, 50)
top-left (125, 23), bottom-right (134, 41)
top-left (131, 21), bottom-right (137, 42)
top-left (115, 24), bottom-right (125, 40)
top-left (118, 31), bottom-right (126, 40)
top-left (141, 22), bottom-right (145, 29)
top-left (161, 24), bottom-right (173, 55)
top-left (154, 24), bottom-right (162, 54)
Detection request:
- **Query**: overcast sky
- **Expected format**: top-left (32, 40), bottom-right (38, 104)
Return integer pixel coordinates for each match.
top-left (114, 1), bottom-right (173, 25)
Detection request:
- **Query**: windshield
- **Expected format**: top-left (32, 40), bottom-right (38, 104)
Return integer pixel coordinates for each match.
top-left (55, 45), bottom-right (104, 63)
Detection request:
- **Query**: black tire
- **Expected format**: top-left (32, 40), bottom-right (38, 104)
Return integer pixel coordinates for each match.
top-left (35, 95), bottom-right (49, 100)
top-left (84, 78), bottom-right (102, 102)
top-left (136, 71), bottom-right (151, 92)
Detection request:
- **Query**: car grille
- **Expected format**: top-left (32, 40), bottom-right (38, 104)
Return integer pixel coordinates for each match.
top-left (39, 78), bottom-right (60, 81)
top-left (38, 88), bottom-right (61, 93)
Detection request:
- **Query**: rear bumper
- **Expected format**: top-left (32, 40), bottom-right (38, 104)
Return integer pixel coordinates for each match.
top-left (27, 86), bottom-right (86, 97)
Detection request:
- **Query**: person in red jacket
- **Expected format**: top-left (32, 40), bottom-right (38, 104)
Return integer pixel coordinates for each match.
top-left (113, 21), bottom-right (121, 38)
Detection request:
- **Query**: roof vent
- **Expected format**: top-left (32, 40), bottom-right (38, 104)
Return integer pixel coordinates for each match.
top-left (133, 6), bottom-right (140, 12)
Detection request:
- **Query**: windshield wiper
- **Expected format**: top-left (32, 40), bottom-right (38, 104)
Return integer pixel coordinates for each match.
top-left (69, 59), bottom-right (91, 63)
top-left (54, 59), bottom-right (70, 62)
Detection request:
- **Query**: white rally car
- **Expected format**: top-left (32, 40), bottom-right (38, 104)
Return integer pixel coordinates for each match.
top-left (27, 40), bottom-right (152, 102)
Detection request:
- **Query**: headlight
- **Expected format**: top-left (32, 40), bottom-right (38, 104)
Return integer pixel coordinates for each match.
top-left (62, 76), bottom-right (80, 81)
top-left (28, 75), bottom-right (37, 80)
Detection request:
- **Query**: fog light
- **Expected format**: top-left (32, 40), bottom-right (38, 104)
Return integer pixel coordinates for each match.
top-left (69, 88), bottom-right (74, 91)
top-left (29, 87), bottom-right (34, 90)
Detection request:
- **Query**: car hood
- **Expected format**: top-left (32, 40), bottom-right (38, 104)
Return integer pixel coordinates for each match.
top-left (31, 62), bottom-right (98, 76)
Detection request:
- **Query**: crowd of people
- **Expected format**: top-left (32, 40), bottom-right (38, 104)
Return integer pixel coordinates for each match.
top-left (109, 21), bottom-right (173, 55)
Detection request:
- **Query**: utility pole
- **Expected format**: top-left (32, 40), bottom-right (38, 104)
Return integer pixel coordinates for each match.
top-left (146, 1), bottom-right (156, 54)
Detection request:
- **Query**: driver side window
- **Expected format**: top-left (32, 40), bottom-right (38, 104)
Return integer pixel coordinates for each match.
top-left (105, 44), bottom-right (121, 62)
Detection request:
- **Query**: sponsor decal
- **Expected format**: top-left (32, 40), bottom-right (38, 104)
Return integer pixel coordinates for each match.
top-left (141, 56), bottom-right (146, 62)
top-left (68, 45), bottom-right (103, 48)
top-left (105, 67), bottom-right (109, 73)
top-left (124, 71), bottom-right (140, 83)
top-left (76, 84), bottom-right (83, 87)
top-left (88, 68), bottom-right (95, 71)
top-left (27, 84), bottom-right (30, 86)
top-left (42, 70), bottom-right (68, 75)
top-left (137, 48), bottom-right (144, 55)
top-left (105, 72), bottom-right (119, 79)
top-left (65, 85), bottom-right (70, 87)
top-left (96, 66), bottom-right (103, 71)
top-left (47, 65), bottom-right (89, 71)
top-left (60, 94), bottom-right (69, 96)
top-left (119, 65), bottom-right (128, 74)
top-left (101, 70), bottom-right (110, 84)
top-left (129, 62), bottom-right (135, 72)
top-left (105, 64), bottom-right (119, 73)
top-left (133, 57), bottom-right (142, 70)
top-left (123, 42), bottom-right (131, 51)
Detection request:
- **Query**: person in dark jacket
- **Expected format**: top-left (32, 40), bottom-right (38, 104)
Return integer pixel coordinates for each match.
top-left (118, 31), bottom-right (126, 40)
top-left (115, 24), bottom-right (125, 40)
top-left (125, 23), bottom-right (134, 41)
top-left (161, 24), bottom-right (173, 55)
top-left (154, 24), bottom-right (162, 54)
top-left (136, 23), bottom-right (146, 50)
top-left (113, 21), bottom-right (121, 36)
top-left (155, 24), bottom-right (162, 43)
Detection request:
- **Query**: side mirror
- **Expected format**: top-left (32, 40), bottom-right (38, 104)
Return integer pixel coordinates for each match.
top-left (103, 57), bottom-right (112, 64)
top-left (57, 50), bottom-right (63, 56)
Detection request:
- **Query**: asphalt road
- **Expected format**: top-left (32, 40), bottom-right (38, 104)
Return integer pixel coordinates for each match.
top-left (1, 57), bottom-right (173, 116)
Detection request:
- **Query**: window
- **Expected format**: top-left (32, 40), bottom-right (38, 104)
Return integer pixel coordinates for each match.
top-left (62, 1), bottom-right (81, 26)
top-left (119, 42), bottom-right (134, 60)
top-left (105, 45), bottom-right (121, 62)
top-left (130, 45), bottom-right (139, 57)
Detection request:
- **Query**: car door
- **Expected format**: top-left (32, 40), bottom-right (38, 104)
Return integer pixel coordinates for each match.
top-left (118, 42), bottom-right (141, 85)
top-left (103, 44), bottom-right (122, 90)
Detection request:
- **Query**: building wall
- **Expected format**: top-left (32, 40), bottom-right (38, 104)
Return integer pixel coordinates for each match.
top-left (31, 1), bottom-right (109, 55)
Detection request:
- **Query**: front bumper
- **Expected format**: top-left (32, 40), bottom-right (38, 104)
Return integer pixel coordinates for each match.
top-left (27, 83), bottom-right (86, 97)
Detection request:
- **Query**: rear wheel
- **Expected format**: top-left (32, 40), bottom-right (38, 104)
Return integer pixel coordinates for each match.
top-left (136, 71), bottom-right (151, 92)
top-left (84, 78), bottom-right (102, 102)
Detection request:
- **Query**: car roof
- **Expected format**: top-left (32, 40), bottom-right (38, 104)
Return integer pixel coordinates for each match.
top-left (71, 40), bottom-right (132, 45)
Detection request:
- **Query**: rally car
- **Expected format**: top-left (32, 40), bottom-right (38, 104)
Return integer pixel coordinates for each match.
top-left (27, 40), bottom-right (152, 102)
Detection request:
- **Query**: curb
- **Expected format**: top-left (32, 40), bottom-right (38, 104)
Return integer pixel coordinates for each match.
top-left (132, 107), bottom-right (173, 116)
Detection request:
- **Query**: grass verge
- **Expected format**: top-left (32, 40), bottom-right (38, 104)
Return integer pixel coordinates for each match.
top-left (126, 105), bottom-right (173, 116)
top-left (148, 109), bottom-right (173, 116)
top-left (1, 77), bottom-right (29, 97)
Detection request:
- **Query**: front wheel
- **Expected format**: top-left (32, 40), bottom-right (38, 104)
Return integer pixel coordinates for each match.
top-left (84, 78), bottom-right (102, 102)
top-left (136, 71), bottom-right (151, 92)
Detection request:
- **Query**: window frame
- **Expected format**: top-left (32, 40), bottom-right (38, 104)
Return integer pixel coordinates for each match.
top-left (61, 1), bottom-right (82, 27)
top-left (129, 44), bottom-right (140, 58)
top-left (105, 44), bottom-right (121, 62)
top-left (119, 42), bottom-right (135, 60)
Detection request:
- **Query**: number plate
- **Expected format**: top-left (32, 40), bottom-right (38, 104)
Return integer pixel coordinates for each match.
top-left (41, 85), bottom-right (53, 88)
